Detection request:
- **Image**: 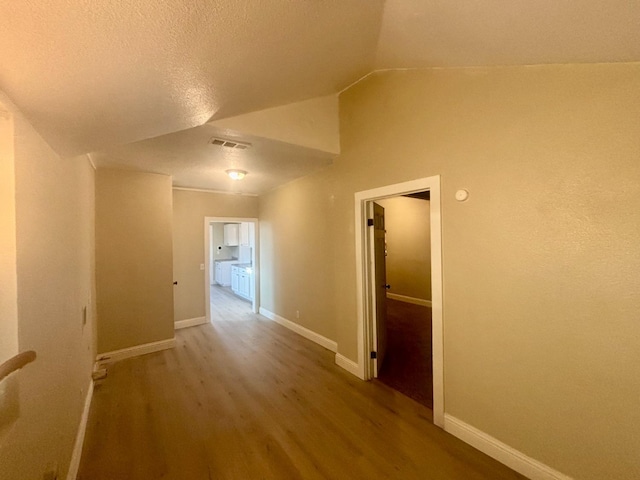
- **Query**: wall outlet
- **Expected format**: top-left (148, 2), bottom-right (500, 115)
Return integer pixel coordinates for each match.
top-left (199, 264), bottom-right (205, 270)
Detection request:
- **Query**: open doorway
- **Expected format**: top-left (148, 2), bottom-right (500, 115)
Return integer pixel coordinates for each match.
top-left (204, 217), bottom-right (259, 323)
top-left (354, 176), bottom-right (443, 427)
top-left (375, 192), bottom-right (432, 409)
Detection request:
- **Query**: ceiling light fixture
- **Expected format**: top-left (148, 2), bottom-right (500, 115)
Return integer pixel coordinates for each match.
top-left (226, 169), bottom-right (247, 180)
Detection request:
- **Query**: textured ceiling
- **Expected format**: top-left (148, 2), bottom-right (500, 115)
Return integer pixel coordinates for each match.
top-left (0, 0), bottom-right (383, 157)
top-left (376, 0), bottom-right (640, 68)
top-left (90, 124), bottom-right (333, 196)
top-left (1, 0), bottom-right (639, 193)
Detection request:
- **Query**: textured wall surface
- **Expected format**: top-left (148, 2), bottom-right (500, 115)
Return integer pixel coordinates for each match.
top-left (96, 169), bottom-right (174, 353)
top-left (172, 189), bottom-right (258, 322)
top-left (0, 92), bottom-right (96, 480)
top-left (377, 196), bottom-right (431, 301)
top-left (212, 95), bottom-right (341, 154)
top-left (260, 63), bottom-right (640, 479)
top-left (258, 168), bottom-right (337, 342)
top-left (0, 100), bottom-right (18, 363)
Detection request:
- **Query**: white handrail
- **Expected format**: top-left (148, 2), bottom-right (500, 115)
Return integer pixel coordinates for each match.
top-left (0, 351), bottom-right (36, 382)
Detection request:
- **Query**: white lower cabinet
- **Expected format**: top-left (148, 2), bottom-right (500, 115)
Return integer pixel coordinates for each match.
top-left (231, 265), bottom-right (253, 301)
top-left (215, 260), bottom-right (237, 286)
top-left (239, 271), bottom-right (250, 299)
top-left (231, 266), bottom-right (239, 292)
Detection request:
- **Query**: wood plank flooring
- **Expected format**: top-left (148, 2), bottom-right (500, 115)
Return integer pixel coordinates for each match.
top-left (378, 299), bottom-right (433, 409)
top-left (78, 293), bottom-right (524, 480)
top-left (210, 284), bottom-right (253, 320)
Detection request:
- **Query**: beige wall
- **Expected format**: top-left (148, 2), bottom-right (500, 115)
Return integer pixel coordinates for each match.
top-left (259, 64), bottom-right (640, 479)
top-left (0, 92), bottom-right (96, 480)
top-left (259, 167), bottom-right (337, 341)
top-left (172, 189), bottom-right (258, 322)
top-left (0, 102), bottom-right (18, 363)
top-left (96, 169), bottom-right (174, 353)
top-left (211, 94), bottom-right (340, 154)
top-left (377, 196), bottom-right (431, 301)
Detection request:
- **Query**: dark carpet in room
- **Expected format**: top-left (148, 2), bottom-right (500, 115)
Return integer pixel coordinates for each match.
top-left (377, 298), bottom-right (433, 409)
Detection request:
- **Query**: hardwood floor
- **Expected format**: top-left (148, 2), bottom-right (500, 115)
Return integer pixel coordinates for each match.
top-left (210, 284), bottom-right (253, 320)
top-left (78, 296), bottom-right (523, 479)
top-left (378, 299), bottom-right (433, 409)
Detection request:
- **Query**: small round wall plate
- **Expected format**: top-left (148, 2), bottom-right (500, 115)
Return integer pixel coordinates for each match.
top-left (455, 189), bottom-right (469, 202)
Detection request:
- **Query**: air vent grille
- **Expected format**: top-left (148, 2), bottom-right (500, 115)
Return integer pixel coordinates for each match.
top-left (209, 137), bottom-right (251, 150)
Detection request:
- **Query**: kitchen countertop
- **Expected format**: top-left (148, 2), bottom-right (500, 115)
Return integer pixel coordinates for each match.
top-left (233, 264), bottom-right (253, 272)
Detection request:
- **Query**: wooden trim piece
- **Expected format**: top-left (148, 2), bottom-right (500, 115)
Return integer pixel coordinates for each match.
top-left (174, 317), bottom-right (207, 330)
top-left (259, 308), bottom-right (337, 353)
top-left (96, 338), bottom-right (175, 365)
top-left (66, 380), bottom-right (94, 480)
top-left (444, 415), bottom-right (573, 480)
top-left (386, 292), bottom-right (432, 308)
top-left (334, 353), bottom-right (361, 378)
top-left (0, 350), bottom-right (36, 382)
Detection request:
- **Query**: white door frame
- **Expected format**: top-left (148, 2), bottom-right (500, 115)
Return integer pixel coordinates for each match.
top-left (354, 176), bottom-right (444, 427)
top-left (204, 216), bottom-right (259, 323)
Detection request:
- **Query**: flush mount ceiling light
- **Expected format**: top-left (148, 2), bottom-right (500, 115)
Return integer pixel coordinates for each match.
top-left (226, 169), bottom-right (247, 180)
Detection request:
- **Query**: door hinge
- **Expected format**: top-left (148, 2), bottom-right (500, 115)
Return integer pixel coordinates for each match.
top-left (370, 351), bottom-right (377, 359)
top-left (367, 218), bottom-right (374, 227)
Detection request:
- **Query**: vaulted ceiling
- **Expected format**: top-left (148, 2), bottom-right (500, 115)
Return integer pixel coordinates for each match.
top-left (1, 0), bottom-right (638, 192)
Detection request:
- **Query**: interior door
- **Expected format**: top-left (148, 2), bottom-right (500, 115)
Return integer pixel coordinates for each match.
top-left (369, 201), bottom-right (388, 377)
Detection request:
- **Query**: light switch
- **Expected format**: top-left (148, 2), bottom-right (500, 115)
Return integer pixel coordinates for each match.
top-left (200, 264), bottom-right (205, 270)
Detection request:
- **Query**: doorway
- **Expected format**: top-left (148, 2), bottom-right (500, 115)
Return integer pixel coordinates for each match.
top-left (375, 193), bottom-right (433, 409)
top-left (354, 176), bottom-right (443, 427)
top-left (204, 217), bottom-right (259, 323)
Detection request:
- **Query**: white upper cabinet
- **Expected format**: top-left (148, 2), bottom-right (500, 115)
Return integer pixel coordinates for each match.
top-left (239, 222), bottom-right (250, 246)
top-left (223, 223), bottom-right (239, 246)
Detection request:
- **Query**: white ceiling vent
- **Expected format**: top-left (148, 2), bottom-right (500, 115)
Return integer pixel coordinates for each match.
top-left (209, 137), bottom-right (251, 150)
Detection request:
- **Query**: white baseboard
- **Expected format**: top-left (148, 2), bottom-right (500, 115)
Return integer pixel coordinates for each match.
top-left (387, 292), bottom-right (432, 307)
top-left (96, 338), bottom-right (176, 364)
top-left (259, 308), bottom-right (337, 353)
top-left (334, 353), bottom-right (362, 379)
top-left (444, 414), bottom-right (572, 480)
top-left (174, 316), bottom-right (207, 330)
top-left (66, 379), bottom-right (93, 480)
